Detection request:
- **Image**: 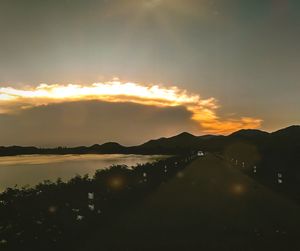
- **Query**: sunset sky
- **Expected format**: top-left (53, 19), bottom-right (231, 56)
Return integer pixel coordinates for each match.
top-left (0, 0), bottom-right (299, 146)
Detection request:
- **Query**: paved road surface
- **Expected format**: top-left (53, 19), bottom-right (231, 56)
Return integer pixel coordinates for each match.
top-left (80, 154), bottom-right (300, 251)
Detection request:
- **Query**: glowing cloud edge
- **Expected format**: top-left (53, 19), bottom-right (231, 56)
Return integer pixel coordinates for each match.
top-left (0, 81), bottom-right (262, 134)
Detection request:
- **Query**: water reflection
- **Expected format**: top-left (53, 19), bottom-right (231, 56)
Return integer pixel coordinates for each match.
top-left (0, 154), bottom-right (167, 191)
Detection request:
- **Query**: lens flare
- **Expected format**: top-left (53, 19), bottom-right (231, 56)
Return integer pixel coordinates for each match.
top-left (108, 176), bottom-right (125, 190)
top-left (230, 183), bottom-right (246, 196)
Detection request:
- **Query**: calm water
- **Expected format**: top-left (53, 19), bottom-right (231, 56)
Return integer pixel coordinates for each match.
top-left (0, 154), bottom-right (167, 191)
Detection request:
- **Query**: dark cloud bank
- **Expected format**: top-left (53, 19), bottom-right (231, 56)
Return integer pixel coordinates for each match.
top-left (0, 101), bottom-right (199, 147)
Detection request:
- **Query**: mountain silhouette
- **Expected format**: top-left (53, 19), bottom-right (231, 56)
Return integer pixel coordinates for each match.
top-left (271, 125), bottom-right (300, 144)
top-left (90, 142), bottom-right (126, 153)
top-left (0, 125), bottom-right (299, 156)
top-left (229, 129), bottom-right (270, 138)
top-left (136, 132), bottom-right (200, 153)
top-left (272, 125), bottom-right (300, 136)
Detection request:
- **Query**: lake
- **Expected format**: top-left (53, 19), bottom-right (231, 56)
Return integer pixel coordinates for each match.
top-left (0, 154), bottom-right (168, 191)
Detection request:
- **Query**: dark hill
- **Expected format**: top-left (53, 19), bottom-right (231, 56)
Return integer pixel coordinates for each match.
top-left (272, 125), bottom-right (300, 136)
top-left (230, 129), bottom-right (269, 138)
top-left (141, 132), bottom-right (198, 147)
top-left (271, 125), bottom-right (300, 143)
top-left (0, 125), bottom-right (299, 156)
top-left (132, 132), bottom-right (200, 154)
top-left (198, 135), bottom-right (219, 140)
top-left (90, 142), bottom-right (126, 153)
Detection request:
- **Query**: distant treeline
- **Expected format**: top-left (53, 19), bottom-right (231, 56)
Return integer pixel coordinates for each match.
top-left (0, 143), bottom-right (193, 156)
top-left (0, 153), bottom-right (196, 251)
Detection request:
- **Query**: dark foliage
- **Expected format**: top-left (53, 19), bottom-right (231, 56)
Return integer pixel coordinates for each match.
top-left (222, 126), bottom-right (300, 203)
top-left (0, 154), bottom-right (196, 251)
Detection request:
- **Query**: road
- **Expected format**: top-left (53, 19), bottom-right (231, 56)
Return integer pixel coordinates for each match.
top-left (79, 154), bottom-right (300, 251)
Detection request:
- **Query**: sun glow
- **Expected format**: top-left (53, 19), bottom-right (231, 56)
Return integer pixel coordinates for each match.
top-left (0, 81), bottom-right (262, 134)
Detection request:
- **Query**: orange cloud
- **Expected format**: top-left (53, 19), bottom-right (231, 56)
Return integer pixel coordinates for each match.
top-left (0, 81), bottom-right (262, 134)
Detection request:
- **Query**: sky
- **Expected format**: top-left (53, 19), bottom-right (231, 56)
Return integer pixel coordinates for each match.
top-left (0, 0), bottom-right (299, 146)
